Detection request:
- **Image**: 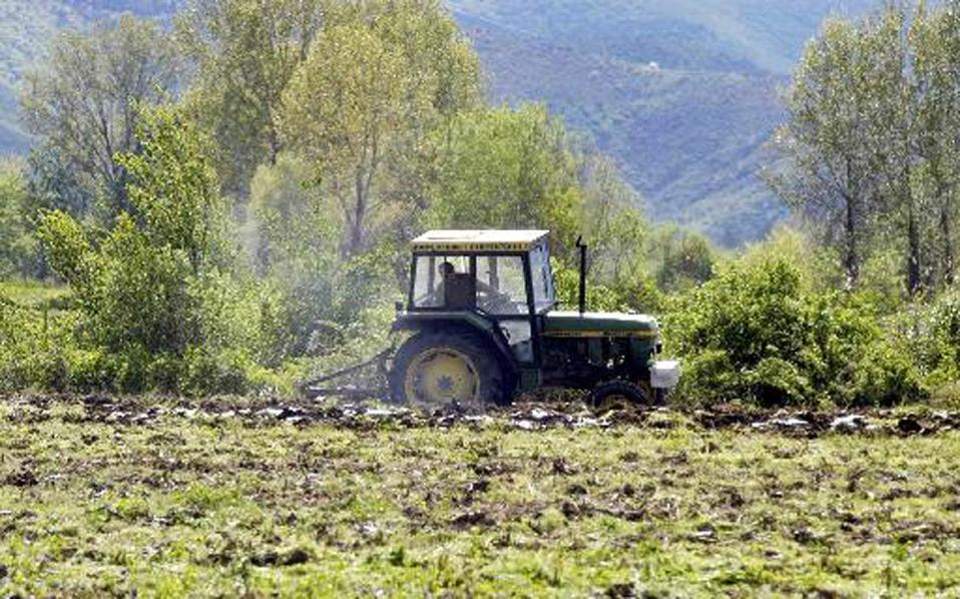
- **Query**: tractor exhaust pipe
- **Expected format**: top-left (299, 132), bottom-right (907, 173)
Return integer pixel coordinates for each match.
top-left (576, 236), bottom-right (587, 315)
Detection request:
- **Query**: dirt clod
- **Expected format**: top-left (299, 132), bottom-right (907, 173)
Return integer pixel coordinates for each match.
top-left (605, 582), bottom-right (637, 598)
top-left (561, 500), bottom-right (582, 519)
top-left (451, 511), bottom-right (495, 529)
top-left (250, 547), bottom-right (311, 567)
top-left (552, 457), bottom-right (577, 475)
top-left (5, 469), bottom-right (38, 487)
top-left (897, 417), bottom-right (924, 435)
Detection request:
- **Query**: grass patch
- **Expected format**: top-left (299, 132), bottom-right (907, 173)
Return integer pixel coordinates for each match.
top-left (0, 279), bottom-right (70, 310)
top-left (0, 400), bottom-right (959, 595)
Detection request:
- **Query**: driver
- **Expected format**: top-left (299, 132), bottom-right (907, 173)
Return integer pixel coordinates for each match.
top-left (434, 262), bottom-right (502, 303)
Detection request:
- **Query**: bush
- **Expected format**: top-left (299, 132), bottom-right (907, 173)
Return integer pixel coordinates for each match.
top-left (666, 257), bottom-right (924, 407)
top-left (33, 106), bottom-right (284, 395)
top-left (899, 287), bottom-right (960, 392)
top-left (554, 259), bottom-right (663, 314)
top-left (0, 160), bottom-right (43, 278)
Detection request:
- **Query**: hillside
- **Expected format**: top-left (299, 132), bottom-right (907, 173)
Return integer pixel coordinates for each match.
top-left (449, 0), bottom-right (877, 245)
top-left (0, 0), bottom-right (175, 154)
top-left (0, 0), bottom-right (878, 244)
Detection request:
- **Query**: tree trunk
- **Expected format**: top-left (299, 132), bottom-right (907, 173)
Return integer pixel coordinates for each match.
top-left (940, 199), bottom-right (955, 286)
top-left (844, 196), bottom-right (860, 289)
top-left (907, 192), bottom-right (922, 296)
top-left (346, 170), bottom-right (367, 257)
top-left (267, 125), bottom-right (280, 166)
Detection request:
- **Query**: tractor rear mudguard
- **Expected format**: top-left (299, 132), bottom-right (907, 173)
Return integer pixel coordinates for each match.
top-left (392, 311), bottom-right (520, 379)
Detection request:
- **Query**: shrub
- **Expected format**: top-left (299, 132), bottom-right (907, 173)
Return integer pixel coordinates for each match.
top-left (35, 106), bottom-right (281, 395)
top-left (899, 287), bottom-right (960, 392)
top-left (554, 259), bottom-right (663, 314)
top-left (666, 257), bottom-right (924, 407)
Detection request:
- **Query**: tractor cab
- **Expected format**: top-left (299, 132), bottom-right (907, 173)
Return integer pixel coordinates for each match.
top-left (405, 230), bottom-right (553, 364)
top-left (392, 230), bottom-right (678, 409)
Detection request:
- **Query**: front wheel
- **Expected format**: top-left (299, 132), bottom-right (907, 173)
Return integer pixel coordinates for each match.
top-left (389, 333), bottom-right (508, 411)
top-left (589, 379), bottom-right (653, 411)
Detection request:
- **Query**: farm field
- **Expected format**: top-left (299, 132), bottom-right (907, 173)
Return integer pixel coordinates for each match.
top-left (1, 396), bottom-right (960, 596)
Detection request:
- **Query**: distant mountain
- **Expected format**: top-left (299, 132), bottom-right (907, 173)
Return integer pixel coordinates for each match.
top-left (0, 0), bottom-right (176, 154)
top-left (0, 0), bottom-right (878, 245)
top-left (449, 0), bottom-right (878, 245)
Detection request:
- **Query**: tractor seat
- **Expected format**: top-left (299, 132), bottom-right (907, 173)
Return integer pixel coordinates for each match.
top-left (444, 273), bottom-right (477, 309)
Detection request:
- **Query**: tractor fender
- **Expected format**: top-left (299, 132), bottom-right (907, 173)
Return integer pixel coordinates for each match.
top-left (392, 312), bottom-right (520, 377)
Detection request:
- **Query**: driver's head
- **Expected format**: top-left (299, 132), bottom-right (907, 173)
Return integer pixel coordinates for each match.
top-left (438, 262), bottom-right (456, 277)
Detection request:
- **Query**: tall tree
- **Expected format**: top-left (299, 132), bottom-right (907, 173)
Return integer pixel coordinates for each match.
top-left (768, 18), bottom-right (881, 288)
top-left (911, 2), bottom-right (960, 286)
top-left (426, 104), bottom-right (583, 257)
top-left (771, 2), bottom-right (960, 296)
top-left (862, 8), bottom-right (924, 296)
top-left (176, 0), bottom-right (331, 198)
top-left (279, 0), bottom-right (480, 257)
top-left (20, 16), bottom-right (180, 221)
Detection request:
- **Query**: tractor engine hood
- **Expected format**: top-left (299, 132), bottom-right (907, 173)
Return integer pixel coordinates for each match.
top-left (543, 311), bottom-right (659, 339)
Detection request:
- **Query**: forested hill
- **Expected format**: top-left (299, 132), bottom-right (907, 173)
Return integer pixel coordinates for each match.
top-left (0, 0), bottom-right (176, 154)
top-left (447, 0), bottom-right (876, 245)
top-left (1, 0), bottom-right (874, 245)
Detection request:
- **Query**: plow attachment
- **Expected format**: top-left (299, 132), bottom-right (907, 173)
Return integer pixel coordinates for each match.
top-left (299, 346), bottom-right (395, 400)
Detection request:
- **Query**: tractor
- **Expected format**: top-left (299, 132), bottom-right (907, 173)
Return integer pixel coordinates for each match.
top-left (388, 230), bottom-right (679, 410)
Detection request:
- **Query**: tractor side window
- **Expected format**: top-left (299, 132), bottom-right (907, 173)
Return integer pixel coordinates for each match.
top-left (412, 256), bottom-right (439, 307)
top-left (530, 244), bottom-right (554, 312)
top-left (413, 255), bottom-right (472, 308)
top-left (477, 256), bottom-right (528, 314)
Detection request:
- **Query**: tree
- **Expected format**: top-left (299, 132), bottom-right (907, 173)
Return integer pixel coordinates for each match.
top-left (911, 2), bottom-right (960, 287)
top-left (176, 0), bottom-right (331, 198)
top-left (0, 160), bottom-right (39, 278)
top-left (857, 8), bottom-right (922, 296)
top-left (20, 16), bottom-right (180, 220)
top-left (426, 104), bottom-right (583, 257)
top-left (771, 3), bottom-right (960, 297)
top-left (648, 225), bottom-right (715, 293)
top-left (767, 17), bottom-right (889, 289)
top-left (38, 106), bottom-right (227, 356)
top-left (579, 155), bottom-right (649, 281)
top-left (279, 0), bottom-right (480, 257)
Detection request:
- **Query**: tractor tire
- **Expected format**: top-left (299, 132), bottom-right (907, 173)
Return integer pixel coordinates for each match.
top-left (589, 379), bottom-right (653, 411)
top-left (389, 332), bottom-right (508, 411)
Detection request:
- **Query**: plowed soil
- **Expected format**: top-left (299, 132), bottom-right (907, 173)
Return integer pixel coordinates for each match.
top-left (1, 394), bottom-right (959, 596)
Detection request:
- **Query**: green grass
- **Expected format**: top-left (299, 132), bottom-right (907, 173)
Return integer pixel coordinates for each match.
top-left (0, 280), bottom-right (70, 310)
top-left (1, 399), bottom-right (959, 596)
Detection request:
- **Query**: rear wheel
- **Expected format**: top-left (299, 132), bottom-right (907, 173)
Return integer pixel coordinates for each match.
top-left (390, 333), bottom-right (508, 411)
top-left (589, 380), bottom-right (653, 411)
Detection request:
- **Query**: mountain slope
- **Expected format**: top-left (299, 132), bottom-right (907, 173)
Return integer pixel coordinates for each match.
top-left (449, 0), bottom-right (876, 244)
top-left (0, 0), bottom-right (878, 244)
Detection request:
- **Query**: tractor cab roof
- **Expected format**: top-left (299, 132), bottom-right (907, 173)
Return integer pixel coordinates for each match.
top-left (411, 230), bottom-right (550, 253)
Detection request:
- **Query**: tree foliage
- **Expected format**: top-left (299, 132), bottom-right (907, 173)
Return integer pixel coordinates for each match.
top-left (771, 2), bottom-right (960, 296)
top-left (20, 16), bottom-right (181, 221)
top-left (0, 160), bottom-right (39, 278)
top-left (666, 257), bottom-right (923, 407)
top-left (426, 105), bottom-right (582, 256)
top-left (35, 107), bottom-right (272, 393)
top-left (279, 0), bottom-right (481, 256)
top-left (176, 0), bottom-right (331, 197)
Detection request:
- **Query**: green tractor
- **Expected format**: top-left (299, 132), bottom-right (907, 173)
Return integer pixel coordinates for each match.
top-left (389, 230), bottom-right (679, 410)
